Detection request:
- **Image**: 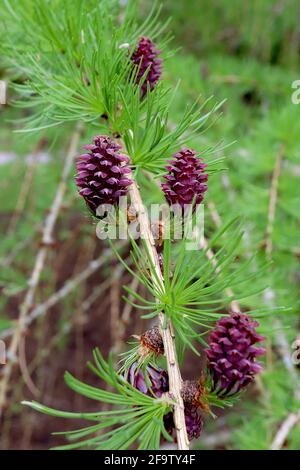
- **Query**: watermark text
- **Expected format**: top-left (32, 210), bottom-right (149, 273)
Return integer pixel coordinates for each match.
top-left (0, 80), bottom-right (7, 105)
top-left (0, 340), bottom-right (6, 365)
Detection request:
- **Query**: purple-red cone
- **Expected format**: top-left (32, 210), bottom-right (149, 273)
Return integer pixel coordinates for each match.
top-left (127, 362), bottom-right (203, 441)
top-left (162, 148), bottom-right (208, 210)
top-left (163, 405), bottom-right (203, 442)
top-left (206, 312), bottom-right (266, 396)
top-left (184, 404), bottom-right (203, 441)
top-left (131, 37), bottom-right (162, 96)
top-left (75, 135), bottom-right (132, 215)
top-left (127, 362), bottom-right (168, 398)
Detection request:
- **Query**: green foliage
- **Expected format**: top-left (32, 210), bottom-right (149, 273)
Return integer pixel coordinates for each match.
top-left (155, 0), bottom-right (300, 68)
top-left (230, 367), bottom-right (300, 450)
top-left (158, 5), bottom-right (300, 450)
top-left (1, 0), bottom-right (299, 451)
top-left (0, 0), bottom-right (225, 176)
top-left (1, 0), bottom-right (169, 129)
top-left (113, 219), bottom-right (270, 354)
top-left (23, 348), bottom-right (172, 450)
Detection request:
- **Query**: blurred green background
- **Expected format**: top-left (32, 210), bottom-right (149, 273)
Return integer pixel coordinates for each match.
top-left (0, 0), bottom-right (299, 450)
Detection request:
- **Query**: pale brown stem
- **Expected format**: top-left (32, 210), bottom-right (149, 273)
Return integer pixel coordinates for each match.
top-left (0, 125), bottom-right (82, 417)
top-left (144, 170), bottom-right (240, 313)
top-left (128, 178), bottom-right (189, 450)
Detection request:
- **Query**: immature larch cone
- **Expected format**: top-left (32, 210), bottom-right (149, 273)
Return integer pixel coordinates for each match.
top-left (128, 362), bottom-right (203, 441)
top-left (75, 135), bottom-right (132, 215)
top-left (184, 404), bottom-right (203, 441)
top-left (181, 379), bottom-right (209, 413)
top-left (127, 362), bottom-right (169, 398)
top-left (140, 326), bottom-right (164, 355)
top-left (206, 312), bottom-right (266, 396)
top-left (163, 405), bottom-right (203, 442)
top-left (161, 148), bottom-right (208, 210)
top-left (131, 36), bottom-right (162, 96)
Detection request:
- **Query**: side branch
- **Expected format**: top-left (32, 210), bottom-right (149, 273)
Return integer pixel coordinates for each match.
top-left (0, 248), bottom-right (119, 341)
top-left (0, 125), bottom-right (82, 417)
top-left (128, 178), bottom-right (189, 450)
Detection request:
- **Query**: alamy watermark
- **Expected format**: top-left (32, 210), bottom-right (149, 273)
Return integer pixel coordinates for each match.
top-left (94, 198), bottom-right (205, 251)
top-left (291, 80), bottom-right (300, 104)
top-left (0, 340), bottom-right (6, 365)
top-left (291, 338), bottom-right (300, 365)
top-left (0, 80), bottom-right (7, 105)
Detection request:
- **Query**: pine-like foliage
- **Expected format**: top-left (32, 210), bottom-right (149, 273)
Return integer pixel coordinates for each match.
top-left (23, 350), bottom-right (172, 450)
top-left (1, 0), bottom-right (297, 452)
top-left (158, 2), bottom-right (300, 450)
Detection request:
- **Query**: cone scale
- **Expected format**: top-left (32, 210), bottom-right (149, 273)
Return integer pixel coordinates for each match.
top-left (75, 135), bottom-right (132, 215)
top-left (206, 312), bottom-right (266, 396)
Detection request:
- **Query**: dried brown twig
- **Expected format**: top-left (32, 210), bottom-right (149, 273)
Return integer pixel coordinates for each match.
top-left (264, 147), bottom-right (300, 398)
top-left (265, 149), bottom-right (300, 448)
top-left (0, 222), bottom-right (42, 268)
top-left (0, 125), bottom-right (82, 417)
top-left (6, 139), bottom-right (45, 236)
top-left (218, 153), bottom-right (299, 393)
top-left (0, 249), bottom-right (122, 341)
top-left (217, 149), bottom-right (300, 448)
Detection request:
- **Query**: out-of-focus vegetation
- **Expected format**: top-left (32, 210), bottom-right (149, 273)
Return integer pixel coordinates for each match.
top-left (0, 0), bottom-right (299, 449)
top-left (155, 0), bottom-right (300, 450)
